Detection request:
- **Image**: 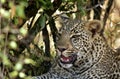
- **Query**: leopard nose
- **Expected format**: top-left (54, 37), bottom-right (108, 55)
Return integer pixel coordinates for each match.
top-left (58, 48), bottom-right (66, 52)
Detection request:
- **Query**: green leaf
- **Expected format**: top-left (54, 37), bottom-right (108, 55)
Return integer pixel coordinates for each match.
top-left (20, 27), bottom-right (27, 36)
top-left (1, 0), bottom-right (6, 3)
top-left (24, 58), bottom-right (36, 65)
top-left (0, 8), bottom-right (10, 18)
top-left (19, 72), bottom-right (26, 78)
top-left (39, 14), bottom-right (46, 29)
top-left (0, 53), bottom-right (11, 66)
top-left (9, 71), bottom-right (18, 78)
top-left (15, 62), bottom-right (23, 71)
top-left (9, 41), bottom-right (17, 49)
top-left (15, 1), bottom-right (27, 18)
top-left (16, 5), bottom-right (25, 18)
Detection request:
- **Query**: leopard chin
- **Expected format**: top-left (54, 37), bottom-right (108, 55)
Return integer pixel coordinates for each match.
top-left (59, 60), bottom-right (73, 68)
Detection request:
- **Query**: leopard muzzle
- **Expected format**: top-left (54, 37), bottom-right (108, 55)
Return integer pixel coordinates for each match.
top-left (57, 48), bottom-right (77, 68)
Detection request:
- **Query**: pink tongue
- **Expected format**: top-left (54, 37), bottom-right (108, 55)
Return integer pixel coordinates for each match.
top-left (61, 55), bottom-right (71, 61)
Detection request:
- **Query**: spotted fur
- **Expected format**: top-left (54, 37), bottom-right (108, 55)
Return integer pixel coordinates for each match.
top-left (32, 17), bottom-right (120, 79)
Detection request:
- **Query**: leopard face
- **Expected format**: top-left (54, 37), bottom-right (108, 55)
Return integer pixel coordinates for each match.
top-left (56, 18), bottom-right (107, 70)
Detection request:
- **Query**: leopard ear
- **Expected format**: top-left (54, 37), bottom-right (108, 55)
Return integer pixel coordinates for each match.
top-left (85, 20), bottom-right (103, 34)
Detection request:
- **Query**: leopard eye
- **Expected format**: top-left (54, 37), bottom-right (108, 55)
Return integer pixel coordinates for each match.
top-left (56, 33), bottom-right (61, 41)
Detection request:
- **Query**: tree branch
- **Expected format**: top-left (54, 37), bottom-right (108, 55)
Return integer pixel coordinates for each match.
top-left (101, 0), bottom-right (113, 34)
top-left (13, 0), bottom-right (62, 55)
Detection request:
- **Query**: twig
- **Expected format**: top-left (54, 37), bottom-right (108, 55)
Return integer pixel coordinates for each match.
top-left (53, 3), bottom-right (103, 19)
top-left (101, 0), bottom-right (113, 34)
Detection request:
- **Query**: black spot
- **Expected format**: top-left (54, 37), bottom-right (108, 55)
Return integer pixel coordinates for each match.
top-left (91, 29), bottom-right (96, 37)
top-left (81, 56), bottom-right (84, 59)
top-left (92, 45), bottom-right (94, 50)
top-left (85, 59), bottom-right (89, 62)
top-left (83, 47), bottom-right (87, 53)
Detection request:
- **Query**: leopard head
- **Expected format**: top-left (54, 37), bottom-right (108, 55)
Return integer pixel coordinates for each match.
top-left (56, 17), bottom-right (106, 69)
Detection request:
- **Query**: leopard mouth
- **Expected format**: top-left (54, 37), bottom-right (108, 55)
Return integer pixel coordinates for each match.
top-left (60, 54), bottom-right (77, 64)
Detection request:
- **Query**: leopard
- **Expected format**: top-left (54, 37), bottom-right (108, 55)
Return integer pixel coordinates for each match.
top-left (32, 16), bottom-right (120, 79)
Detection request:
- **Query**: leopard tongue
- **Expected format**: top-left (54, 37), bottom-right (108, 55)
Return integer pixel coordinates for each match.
top-left (60, 55), bottom-right (72, 63)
